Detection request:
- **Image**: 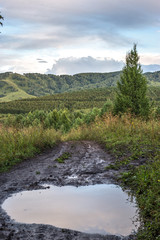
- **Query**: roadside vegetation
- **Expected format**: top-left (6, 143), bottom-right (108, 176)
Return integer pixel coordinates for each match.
top-left (0, 125), bottom-right (61, 171)
top-left (0, 112), bottom-right (160, 239)
top-left (64, 114), bottom-right (160, 240)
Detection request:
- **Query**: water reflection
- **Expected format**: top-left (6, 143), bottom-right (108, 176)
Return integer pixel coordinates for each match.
top-left (2, 184), bottom-right (139, 236)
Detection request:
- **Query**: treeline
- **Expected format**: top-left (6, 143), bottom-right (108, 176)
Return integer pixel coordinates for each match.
top-left (0, 86), bottom-right (160, 114)
top-left (0, 71), bottom-right (160, 100)
top-left (0, 71), bottom-right (120, 98)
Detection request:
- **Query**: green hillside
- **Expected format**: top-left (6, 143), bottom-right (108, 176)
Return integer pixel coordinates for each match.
top-left (145, 71), bottom-right (160, 86)
top-left (0, 71), bottom-right (160, 103)
top-left (0, 86), bottom-right (159, 114)
top-left (0, 77), bottom-right (35, 102)
top-left (0, 88), bottom-right (114, 113)
top-left (0, 71), bottom-right (121, 102)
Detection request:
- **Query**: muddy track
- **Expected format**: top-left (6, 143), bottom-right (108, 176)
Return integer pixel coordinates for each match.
top-left (0, 141), bottom-right (135, 240)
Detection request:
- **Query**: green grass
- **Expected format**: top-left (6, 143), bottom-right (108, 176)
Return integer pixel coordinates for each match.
top-left (55, 152), bottom-right (72, 163)
top-left (0, 125), bottom-right (61, 171)
top-left (0, 78), bottom-right (35, 102)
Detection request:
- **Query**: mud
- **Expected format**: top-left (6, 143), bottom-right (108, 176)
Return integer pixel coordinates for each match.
top-left (0, 141), bottom-right (136, 240)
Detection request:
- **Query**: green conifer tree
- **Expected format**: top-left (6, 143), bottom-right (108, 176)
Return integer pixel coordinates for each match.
top-left (113, 44), bottom-right (150, 117)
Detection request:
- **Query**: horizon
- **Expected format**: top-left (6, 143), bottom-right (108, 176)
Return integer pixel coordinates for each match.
top-left (1, 64), bottom-right (160, 76)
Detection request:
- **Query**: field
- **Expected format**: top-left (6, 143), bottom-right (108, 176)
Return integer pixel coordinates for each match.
top-left (0, 88), bottom-right (114, 113)
top-left (0, 86), bottom-right (160, 114)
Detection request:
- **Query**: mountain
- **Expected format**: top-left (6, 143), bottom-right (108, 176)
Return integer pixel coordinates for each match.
top-left (142, 64), bottom-right (160, 73)
top-left (0, 71), bottom-right (160, 102)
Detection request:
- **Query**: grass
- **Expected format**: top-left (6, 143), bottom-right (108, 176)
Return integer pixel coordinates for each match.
top-left (55, 152), bottom-right (72, 163)
top-left (0, 125), bottom-right (61, 171)
top-left (0, 113), bottom-right (160, 239)
top-left (63, 114), bottom-right (160, 240)
top-left (0, 78), bottom-right (35, 102)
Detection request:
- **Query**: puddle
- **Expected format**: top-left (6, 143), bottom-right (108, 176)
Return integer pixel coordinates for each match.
top-left (67, 174), bottom-right (78, 180)
top-left (2, 184), bottom-right (139, 236)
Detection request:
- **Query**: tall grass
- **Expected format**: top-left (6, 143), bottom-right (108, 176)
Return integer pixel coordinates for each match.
top-left (64, 113), bottom-right (160, 146)
top-left (0, 125), bottom-right (61, 171)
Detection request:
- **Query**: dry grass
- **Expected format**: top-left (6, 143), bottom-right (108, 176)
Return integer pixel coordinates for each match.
top-left (64, 113), bottom-right (160, 144)
top-left (0, 125), bottom-right (61, 171)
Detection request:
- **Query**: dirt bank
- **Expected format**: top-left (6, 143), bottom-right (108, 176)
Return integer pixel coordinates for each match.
top-left (0, 141), bottom-right (136, 240)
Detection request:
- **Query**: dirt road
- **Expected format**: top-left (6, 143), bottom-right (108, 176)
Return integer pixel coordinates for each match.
top-left (0, 141), bottom-right (135, 240)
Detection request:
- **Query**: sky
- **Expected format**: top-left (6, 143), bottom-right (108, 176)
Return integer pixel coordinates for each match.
top-left (0, 0), bottom-right (160, 75)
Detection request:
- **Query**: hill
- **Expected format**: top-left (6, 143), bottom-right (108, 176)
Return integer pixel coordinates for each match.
top-left (0, 77), bottom-right (35, 102)
top-left (0, 88), bottom-right (115, 113)
top-left (0, 71), bottom-right (120, 102)
top-left (0, 86), bottom-right (159, 114)
top-left (0, 71), bottom-right (160, 102)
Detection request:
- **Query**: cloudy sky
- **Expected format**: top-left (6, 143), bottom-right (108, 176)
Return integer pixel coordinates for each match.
top-left (0, 0), bottom-right (160, 74)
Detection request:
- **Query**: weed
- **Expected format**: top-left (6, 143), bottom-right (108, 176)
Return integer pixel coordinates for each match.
top-left (55, 152), bottom-right (72, 164)
top-left (0, 126), bottom-right (61, 172)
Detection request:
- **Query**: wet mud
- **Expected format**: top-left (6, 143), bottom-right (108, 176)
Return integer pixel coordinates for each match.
top-left (0, 141), bottom-right (136, 240)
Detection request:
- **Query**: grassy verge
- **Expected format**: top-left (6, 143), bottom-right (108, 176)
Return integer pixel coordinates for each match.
top-left (0, 125), bottom-right (61, 171)
top-left (64, 114), bottom-right (160, 240)
top-left (0, 114), bottom-right (160, 239)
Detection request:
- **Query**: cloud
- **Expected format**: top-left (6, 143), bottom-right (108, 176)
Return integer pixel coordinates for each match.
top-left (46, 56), bottom-right (124, 75)
top-left (0, 52), bottom-right (48, 74)
top-left (37, 58), bottom-right (48, 63)
top-left (1, 0), bottom-right (160, 52)
top-left (38, 60), bottom-right (48, 64)
top-left (2, 0), bottom-right (160, 28)
top-left (46, 56), bottom-right (160, 75)
top-left (1, 0), bottom-right (160, 73)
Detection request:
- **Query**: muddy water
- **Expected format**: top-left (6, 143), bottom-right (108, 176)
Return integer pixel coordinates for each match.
top-left (2, 184), bottom-right (139, 236)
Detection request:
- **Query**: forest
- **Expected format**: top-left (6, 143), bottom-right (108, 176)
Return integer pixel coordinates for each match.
top-left (0, 70), bottom-right (160, 103)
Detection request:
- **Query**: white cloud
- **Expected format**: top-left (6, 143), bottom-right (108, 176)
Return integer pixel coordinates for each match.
top-left (46, 56), bottom-right (124, 75)
top-left (0, 52), bottom-right (49, 74)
